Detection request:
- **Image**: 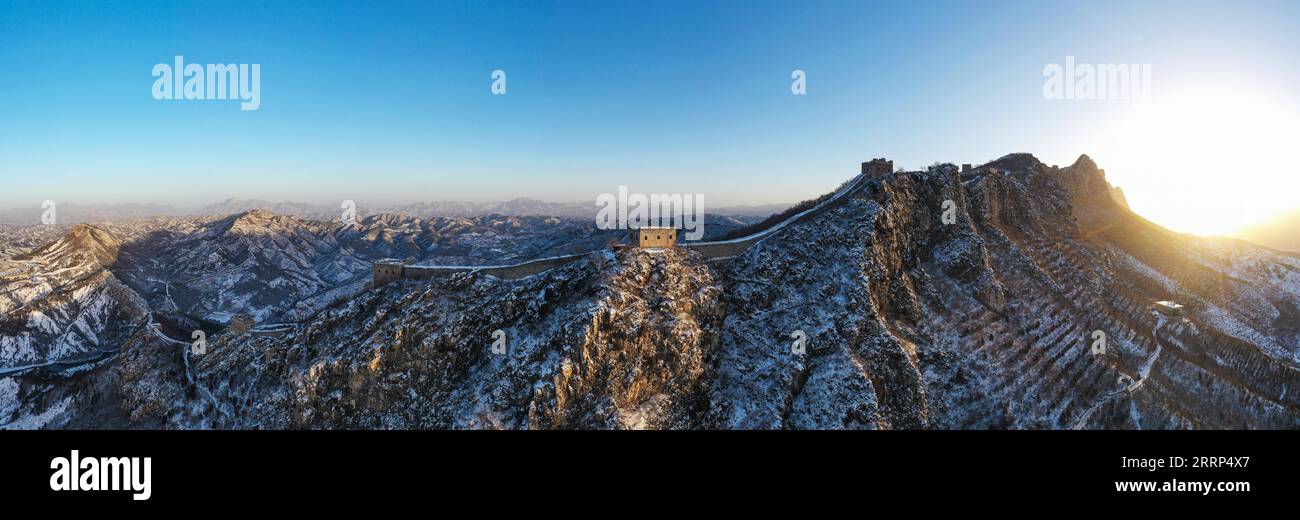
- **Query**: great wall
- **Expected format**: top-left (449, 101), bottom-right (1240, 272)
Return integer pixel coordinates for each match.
top-left (372, 251), bottom-right (595, 285)
top-left (372, 158), bottom-right (892, 286)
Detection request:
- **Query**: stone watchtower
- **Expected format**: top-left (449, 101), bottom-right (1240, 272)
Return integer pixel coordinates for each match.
top-left (630, 227), bottom-right (677, 248)
top-left (373, 260), bottom-right (405, 287)
top-left (862, 158), bottom-right (893, 178)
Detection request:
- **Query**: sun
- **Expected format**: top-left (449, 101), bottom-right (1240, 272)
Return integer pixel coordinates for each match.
top-left (1092, 86), bottom-right (1300, 237)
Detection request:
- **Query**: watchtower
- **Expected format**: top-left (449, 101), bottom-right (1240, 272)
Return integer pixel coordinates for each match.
top-left (373, 260), bottom-right (405, 287)
top-left (862, 158), bottom-right (893, 177)
top-left (1153, 301), bottom-right (1184, 317)
top-left (630, 227), bottom-right (677, 248)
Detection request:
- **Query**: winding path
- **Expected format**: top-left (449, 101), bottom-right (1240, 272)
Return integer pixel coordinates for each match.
top-left (146, 316), bottom-right (230, 417)
top-left (1072, 316), bottom-right (1167, 429)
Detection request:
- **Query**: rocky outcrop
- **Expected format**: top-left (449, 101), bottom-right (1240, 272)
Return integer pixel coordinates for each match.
top-left (531, 249), bottom-right (723, 429)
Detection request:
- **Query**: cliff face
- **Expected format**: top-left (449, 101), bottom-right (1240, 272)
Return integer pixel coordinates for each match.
top-left (8, 153), bottom-right (1300, 429)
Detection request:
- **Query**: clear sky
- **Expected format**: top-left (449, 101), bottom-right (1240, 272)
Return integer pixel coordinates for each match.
top-left (1, 0), bottom-right (1298, 235)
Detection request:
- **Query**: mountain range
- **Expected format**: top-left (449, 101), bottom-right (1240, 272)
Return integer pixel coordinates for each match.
top-left (0, 198), bottom-right (790, 225)
top-left (1, 153), bottom-right (1298, 429)
top-left (1236, 209), bottom-right (1300, 253)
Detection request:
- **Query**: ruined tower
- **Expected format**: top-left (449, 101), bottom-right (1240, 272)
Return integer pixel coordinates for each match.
top-left (862, 158), bottom-right (893, 178)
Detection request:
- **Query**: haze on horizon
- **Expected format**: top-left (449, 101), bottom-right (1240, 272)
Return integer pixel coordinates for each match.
top-left (2, 0), bottom-right (1298, 238)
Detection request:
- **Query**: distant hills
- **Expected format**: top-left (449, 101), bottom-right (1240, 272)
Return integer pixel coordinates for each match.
top-left (0, 197), bottom-right (791, 224)
top-left (0, 202), bottom-right (181, 225)
top-left (1233, 210), bottom-right (1300, 253)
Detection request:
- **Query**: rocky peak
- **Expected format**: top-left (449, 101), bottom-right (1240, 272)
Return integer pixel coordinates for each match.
top-left (66, 222), bottom-right (121, 246)
top-left (1057, 153), bottom-right (1129, 228)
top-left (21, 223), bottom-right (123, 266)
top-left (984, 153), bottom-right (1048, 175)
top-left (223, 209), bottom-right (302, 236)
top-left (1070, 153), bottom-right (1100, 173)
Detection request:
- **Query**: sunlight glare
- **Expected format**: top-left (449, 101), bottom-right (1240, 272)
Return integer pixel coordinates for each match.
top-left (1092, 86), bottom-right (1300, 236)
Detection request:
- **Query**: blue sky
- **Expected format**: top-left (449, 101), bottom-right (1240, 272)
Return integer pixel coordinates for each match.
top-left (2, 0), bottom-right (1298, 229)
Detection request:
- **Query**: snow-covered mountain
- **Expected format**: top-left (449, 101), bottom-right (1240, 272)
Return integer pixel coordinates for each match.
top-left (112, 210), bottom-right (642, 324)
top-left (0, 211), bottom-right (617, 372)
top-left (195, 197), bottom-right (777, 223)
top-left (0, 224), bottom-right (149, 371)
top-left (3, 153), bottom-right (1298, 429)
